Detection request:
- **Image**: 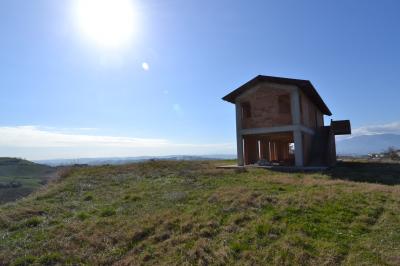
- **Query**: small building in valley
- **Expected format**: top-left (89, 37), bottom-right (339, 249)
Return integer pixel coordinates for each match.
top-left (222, 75), bottom-right (351, 167)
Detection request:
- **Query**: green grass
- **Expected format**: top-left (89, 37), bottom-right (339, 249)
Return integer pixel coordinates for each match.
top-left (0, 158), bottom-right (52, 178)
top-left (0, 160), bottom-right (399, 265)
top-left (0, 158), bottom-right (55, 204)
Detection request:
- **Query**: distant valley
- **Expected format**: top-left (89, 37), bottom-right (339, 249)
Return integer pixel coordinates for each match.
top-left (35, 154), bottom-right (236, 166)
top-left (33, 134), bottom-right (400, 166)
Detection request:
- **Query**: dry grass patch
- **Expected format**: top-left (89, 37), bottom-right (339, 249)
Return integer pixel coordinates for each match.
top-left (0, 160), bottom-right (399, 265)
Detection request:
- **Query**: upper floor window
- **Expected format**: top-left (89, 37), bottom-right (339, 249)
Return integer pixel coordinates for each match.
top-left (278, 94), bottom-right (291, 114)
top-left (241, 102), bottom-right (251, 119)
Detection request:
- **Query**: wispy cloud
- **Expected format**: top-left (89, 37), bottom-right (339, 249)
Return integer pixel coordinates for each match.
top-left (352, 121), bottom-right (400, 136)
top-left (0, 126), bottom-right (167, 148)
top-left (0, 126), bottom-right (234, 160)
top-left (337, 121), bottom-right (400, 141)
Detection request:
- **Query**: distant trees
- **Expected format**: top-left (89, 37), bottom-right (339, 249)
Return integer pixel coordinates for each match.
top-left (0, 181), bottom-right (22, 189)
top-left (386, 147), bottom-right (400, 160)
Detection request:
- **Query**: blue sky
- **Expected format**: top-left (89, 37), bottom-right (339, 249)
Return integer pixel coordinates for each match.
top-left (1, 0), bottom-right (400, 159)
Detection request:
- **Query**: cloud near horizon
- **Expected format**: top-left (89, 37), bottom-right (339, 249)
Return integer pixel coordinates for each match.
top-left (2, 122), bottom-right (399, 160)
top-left (337, 121), bottom-right (400, 141)
top-left (352, 121), bottom-right (400, 135)
top-left (0, 126), bottom-right (235, 160)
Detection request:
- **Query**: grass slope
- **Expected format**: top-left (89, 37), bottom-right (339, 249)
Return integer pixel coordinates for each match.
top-left (0, 158), bottom-right (55, 204)
top-left (0, 160), bottom-right (399, 265)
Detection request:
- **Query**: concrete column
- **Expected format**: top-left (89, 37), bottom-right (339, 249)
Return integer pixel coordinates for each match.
top-left (290, 88), bottom-right (301, 125)
top-left (293, 130), bottom-right (304, 166)
top-left (235, 102), bottom-right (244, 166)
top-left (291, 87), bottom-right (304, 166)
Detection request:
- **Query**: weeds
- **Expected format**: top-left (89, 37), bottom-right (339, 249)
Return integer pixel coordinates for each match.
top-left (0, 160), bottom-right (399, 265)
top-left (100, 207), bottom-right (116, 217)
top-left (24, 216), bottom-right (43, 227)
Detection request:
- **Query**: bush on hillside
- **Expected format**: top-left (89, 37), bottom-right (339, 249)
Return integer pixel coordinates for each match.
top-left (387, 147), bottom-right (400, 160)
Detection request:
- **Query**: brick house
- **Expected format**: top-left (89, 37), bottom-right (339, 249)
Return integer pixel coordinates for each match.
top-left (222, 75), bottom-right (351, 167)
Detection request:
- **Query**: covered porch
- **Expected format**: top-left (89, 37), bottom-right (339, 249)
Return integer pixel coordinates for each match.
top-left (242, 132), bottom-right (295, 166)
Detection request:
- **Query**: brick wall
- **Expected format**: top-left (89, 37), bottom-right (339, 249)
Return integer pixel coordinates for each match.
top-left (238, 85), bottom-right (293, 129)
top-left (300, 91), bottom-right (324, 129)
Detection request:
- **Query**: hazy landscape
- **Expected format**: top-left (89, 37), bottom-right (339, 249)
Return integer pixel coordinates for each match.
top-left (28, 133), bottom-right (400, 166)
top-left (35, 155), bottom-right (236, 167)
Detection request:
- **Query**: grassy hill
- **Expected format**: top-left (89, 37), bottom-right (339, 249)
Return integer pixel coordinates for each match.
top-left (0, 160), bottom-right (399, 265)
top-left (0, 158), bottom-right (55, 204)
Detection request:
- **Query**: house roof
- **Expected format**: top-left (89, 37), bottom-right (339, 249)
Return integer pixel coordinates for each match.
top-left (222, 75), bottom-right (332, 116)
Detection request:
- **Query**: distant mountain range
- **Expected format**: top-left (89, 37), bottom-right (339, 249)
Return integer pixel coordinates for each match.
top-left (336, 134), bottom-right (400, 155)
top-left (35, 154), bottom-right (236, 166)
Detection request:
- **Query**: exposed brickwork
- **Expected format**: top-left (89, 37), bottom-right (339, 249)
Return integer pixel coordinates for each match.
top-left (238, 85), bottom-right (293, 129)
top-left (300, 91), bottom-right (324, 129)
top-left (231, 79), bottom-right (339, 167)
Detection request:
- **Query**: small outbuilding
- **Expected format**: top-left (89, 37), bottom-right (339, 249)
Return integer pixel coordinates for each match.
top-left (222, 75), bottom-right (351, 167)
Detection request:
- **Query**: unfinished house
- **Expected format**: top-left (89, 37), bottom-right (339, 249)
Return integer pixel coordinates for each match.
top-left (222, 75), bottom-right (351, 167)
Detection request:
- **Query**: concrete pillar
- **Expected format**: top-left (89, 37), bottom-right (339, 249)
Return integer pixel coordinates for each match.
top-left (290, 88), bottom-right (301, 125)
top-left (291, 87), bottom-right (304, 166)
top-left (293, 130), bottom-right (304, 166)
top-left (235, 102), bottom-right (244, 166)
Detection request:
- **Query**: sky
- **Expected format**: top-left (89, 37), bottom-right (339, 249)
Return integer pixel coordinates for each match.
top-left (1, 0), bottom-right (400, 160)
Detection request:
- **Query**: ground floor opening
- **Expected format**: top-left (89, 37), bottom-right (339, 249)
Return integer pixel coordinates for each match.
top-left (243, 132), bottom-right (295, 166)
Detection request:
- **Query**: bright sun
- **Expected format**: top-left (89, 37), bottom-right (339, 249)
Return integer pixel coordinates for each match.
top-left (74, 0), bottom-right (137, 48)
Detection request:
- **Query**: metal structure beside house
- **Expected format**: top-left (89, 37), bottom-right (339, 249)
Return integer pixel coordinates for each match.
top-left (222, 75), bottom-right (351, 167)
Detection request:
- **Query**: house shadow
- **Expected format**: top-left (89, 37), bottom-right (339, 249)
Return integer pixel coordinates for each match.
top-left (324, 161), bottom-right (400, 185)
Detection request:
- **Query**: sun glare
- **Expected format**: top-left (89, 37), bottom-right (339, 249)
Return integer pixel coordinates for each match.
top-left (142, 62), bottom-right (149, 71)
top-left (74, 0), bottom-right (137, 49)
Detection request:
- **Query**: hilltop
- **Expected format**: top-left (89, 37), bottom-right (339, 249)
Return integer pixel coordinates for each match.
top-left (0, 158), bottom-right (55, 204)
top-left (0, 160), bottom-right (399, 265)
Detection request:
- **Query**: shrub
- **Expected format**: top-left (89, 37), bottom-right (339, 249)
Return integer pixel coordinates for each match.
top-left (83, 193), bottom-right (93, 201)
top-left (57, 167), bottom-right (74, 179)
top-left (124, 194), bottom-right (141, 201)
top-left (37, 252), bottom-right (63, 265)
top-left (11, 255), bottom-right (36, 266)
top-left (76, 211), bottom-right (90, 221)
top-left (387, 147), bottom-right (400, 160)
top-left (230, 241), bottom-right (249, 255)
top-left (256, 224), bottom-right (270, 238)
top-left (100, 207), bottom-right (116, 217)
top-left (24, 217), bottom-right (43, 227)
